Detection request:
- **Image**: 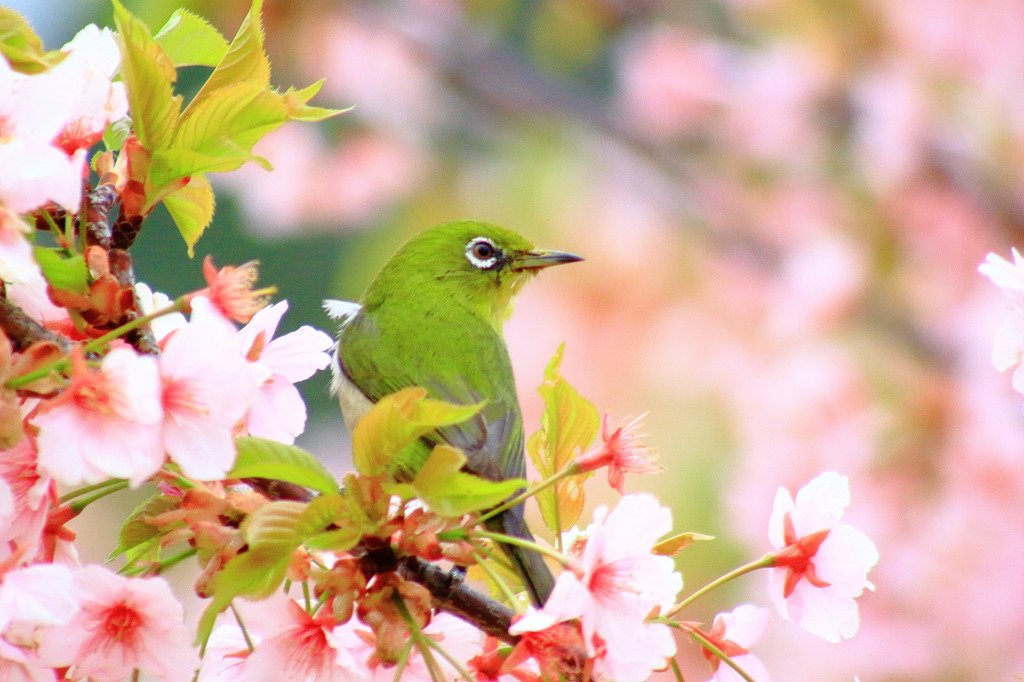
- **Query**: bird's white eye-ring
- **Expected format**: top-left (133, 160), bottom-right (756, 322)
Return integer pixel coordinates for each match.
top-left (465, 237), bottom-right (499, 269)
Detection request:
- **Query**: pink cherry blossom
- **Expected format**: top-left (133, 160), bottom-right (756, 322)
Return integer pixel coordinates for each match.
top-left (511, 494), bottom-right (681, 681)
top-left (158, 296), bottom-right (257, 480)
top-left (767, 472), bottom-right (879, 642)
top-left (34, 346), bottom-right (164, 487)
top-left (240, 599), bottom-right (368, 682)
top-left (135, 282), bottom-right (186, 342)
top-left (0, 562), bottom-right (77, 633)
top-left (574, 413), bottom-right (663, 493)
top-left (197, 624), bottom-right (256, 682)
top-left (0, 642), bottom-right (58, 682)
top-left (0, 55), bottom-right (82, 213)
top-left (49, 25), bottom-right (128, 156)
top-left (37, 565), bottom-right (198, 682)
top-left (699, 604), bottom-right (772, 682)
top-left (0, 231), bottom-right (67, 324)
top-left (0, 436), bottom-right (54, 558)
top-left (237, 300), bottom-right (333, 443)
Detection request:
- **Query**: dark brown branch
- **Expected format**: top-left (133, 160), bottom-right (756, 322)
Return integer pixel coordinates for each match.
top-left (0, 295), bottom-right (71, 353)
top-left (107, 248), bottom-right (159, 355)
top-left (84, 184), bottom-right (118, 249)
top-left (398, 556), bottom-right (516, 643)
top-left (242, 476), bottom-right (519, 644)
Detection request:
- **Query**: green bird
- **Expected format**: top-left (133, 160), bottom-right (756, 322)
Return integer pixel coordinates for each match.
top-left (327, 219), bottom-right (583, 606)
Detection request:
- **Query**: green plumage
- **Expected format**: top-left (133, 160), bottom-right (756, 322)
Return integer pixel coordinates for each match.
top-left (333, 220), bottom-right (582, 605)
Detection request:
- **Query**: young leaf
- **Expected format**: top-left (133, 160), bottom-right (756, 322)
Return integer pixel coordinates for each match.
top-left (351, 387), bottom-right (483, 476)
top-left (410, 445), bottom-right (527, 517)
top-left (162, 175), bottom-right (215, 258)
top-left (110, 493), bottom-right (179, 560)
top-left (0, 7), bottom-right (64, 73)
top-left (187, 0), bottom-right (270, 112)
top-left (281, 80), bottom-right (351, 122)
top-left (230, 436), bottom-right (338, 496)
top-left (154, 8), bottom-right (229, 67)
top-left (111, 0), bottom-right (181, 151)
top-left (528, 343), bottom-right (599, 534)
top-left (652, 532), bottom-right (715, 556)
top-left (33, 248), bottom-right (88, 294)
top-left (297, 494), bottom-right (364, 551)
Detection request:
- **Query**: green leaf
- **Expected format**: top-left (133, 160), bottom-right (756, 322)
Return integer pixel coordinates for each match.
top-left (230, 437), bottom-right (338, 496)
top-left (187, 0), bottom-right (270, 112)
top-left (241, 499), bottom-right (305, 550)
top-left (297, 494), bottom-right (364, 551)
top-left (149, 146), bottom-right (269, 189)
top-left (0, 8), bottom-right (64, 74)
top-left (111, 493), bottom-right (179, 560)
top-left (409, 445), bottom-right (527, 517)
top-left (527, 343), bottom-right (599, 534)
top-left (195, 545), bottom-right (289, 647)
top-left (162, 175), bottom-right (215, 258)
top-left (103, 117), bottom-right (132, 152)
top-left (154, 8), bottom-right (229, 67)
top-left (281, 80), bottom-right (350, 122)
top-left (33, 248), bottom-right (88, 294)
top-left (352, 387), bottom-right (483, 476)
top-left (652, 532), bottom-right (715, 556)
top-left (111, 0), bottom-right (181, 150)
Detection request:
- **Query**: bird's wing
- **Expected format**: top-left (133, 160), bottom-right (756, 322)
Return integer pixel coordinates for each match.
top-left (338, 309), bottom-right (525, 482)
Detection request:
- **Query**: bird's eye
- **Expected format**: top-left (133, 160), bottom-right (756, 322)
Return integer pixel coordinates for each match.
top-left (465, 237), bottom-right (500, 269)
top-left (473, 241), bottom-right (495, 260)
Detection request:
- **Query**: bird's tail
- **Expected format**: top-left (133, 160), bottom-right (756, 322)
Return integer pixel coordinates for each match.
top-left (486, 507), bottom-right (555, 606)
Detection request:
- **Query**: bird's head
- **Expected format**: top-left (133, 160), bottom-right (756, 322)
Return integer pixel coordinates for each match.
top-left (364, 220), bottom-right (583, 331)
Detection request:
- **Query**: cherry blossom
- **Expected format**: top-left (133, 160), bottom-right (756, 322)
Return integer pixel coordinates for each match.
top-left (0, 436), bottom-right (53, 557)
top-left (237, 300), bottom-right (333, 443)
top-left (767, 472), bottom-right (879, 642)
top-left (511, 494), bottom-right (681, 681)
top-left (194, 256), bottom-right (271, 324)
top-left (697, 604), bottom-right (772, 682)
top-left (0, 562), bottom-right (77, 633)
top-left (49, 25), bottom-right (128, 156)
top-left (574, 413), bottom-right (662, 493)
top-left (158, 296), bottom-right (257, 480)
top-left (34, 346), bottom-right (164, 487)
top-left (135, 282), bottom-right (186, 342)
top-left (37, 566), bottom-right (198, 682)
top-left (240, 599), bottom-right (368, 682)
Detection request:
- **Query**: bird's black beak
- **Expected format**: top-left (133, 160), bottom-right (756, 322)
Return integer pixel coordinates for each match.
top-left (513, 248), bottom-right (584, 271)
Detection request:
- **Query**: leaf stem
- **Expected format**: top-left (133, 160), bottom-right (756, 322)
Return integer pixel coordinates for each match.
top-left (665, 553), bottom-right (774, 618)
top-left (5, 296), bottom-right (189, 390)
top-left (471, 547), bottom-right (524, 613)
top-left (230, 603), bottom-right (255, 651)
top-left (471, 530), bottom-right (571, 568)
top-left (59, 478), bottom-right (129, 503)
top-left (475, 464), bottom-right (579, 527)
top-left (67, 479), bottom-right (131, 513)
